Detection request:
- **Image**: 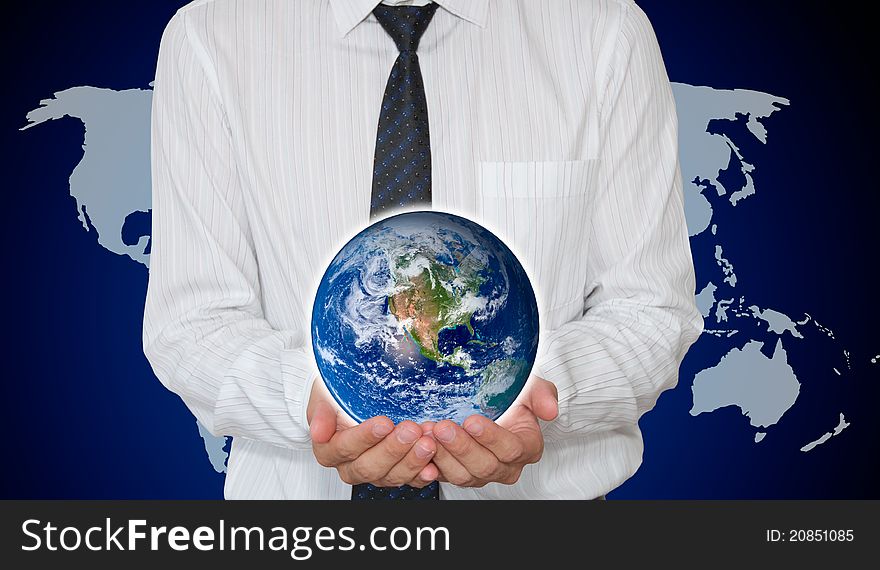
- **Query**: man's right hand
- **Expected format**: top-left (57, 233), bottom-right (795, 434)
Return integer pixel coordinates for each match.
top-left (307, 381), bottom-right (439, 488)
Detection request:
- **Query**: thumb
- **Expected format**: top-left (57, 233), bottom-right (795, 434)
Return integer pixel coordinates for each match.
top-left (527, 378), bottom-right (559, 422)
top-left (309, 398), bottom-right (338, 444)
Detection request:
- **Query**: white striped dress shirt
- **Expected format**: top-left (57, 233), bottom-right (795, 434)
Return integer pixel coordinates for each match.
top-left (144, 0), bottom-right (703, 499)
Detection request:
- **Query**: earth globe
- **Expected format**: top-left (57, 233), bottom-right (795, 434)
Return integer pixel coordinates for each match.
top-left (311, 211), bottom-right (539, 424)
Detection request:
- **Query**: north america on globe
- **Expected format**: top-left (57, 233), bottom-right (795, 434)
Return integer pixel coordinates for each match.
top-left (311, 211), bottom-right (539, 424)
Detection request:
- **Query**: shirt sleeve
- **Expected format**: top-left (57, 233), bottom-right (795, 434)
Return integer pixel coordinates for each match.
top-left (532, 4), bottom-right (703, 442)
top-left (143, 10), bottom-right (316, 450)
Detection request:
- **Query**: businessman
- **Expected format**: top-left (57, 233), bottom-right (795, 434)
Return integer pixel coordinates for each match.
top-left (144, 0), bottom-right (702, 499)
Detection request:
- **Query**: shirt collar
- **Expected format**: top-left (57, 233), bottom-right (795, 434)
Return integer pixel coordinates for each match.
top-left (329, 0), bottom-right (488, 37)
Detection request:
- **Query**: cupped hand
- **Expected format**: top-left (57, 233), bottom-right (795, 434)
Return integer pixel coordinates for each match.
top-left (427, 377), bottom-right (558, 488)
top-left (307, 381), bottom-right (440, 488)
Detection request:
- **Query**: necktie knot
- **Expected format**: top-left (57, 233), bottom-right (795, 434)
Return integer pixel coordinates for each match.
top-left (373, 2), bottom-right (439, 52)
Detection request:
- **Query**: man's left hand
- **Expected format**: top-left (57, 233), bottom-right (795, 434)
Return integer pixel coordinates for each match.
top-left (425, 377), bottom-right (558, 487)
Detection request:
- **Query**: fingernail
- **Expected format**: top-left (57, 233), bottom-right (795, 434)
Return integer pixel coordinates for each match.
top-left (435, 424), bottom-right (455, 443)
top-left (415, 442), bottom-right (434, 459)
top-left (372, 422), bottom-right (393, 437)
top-left (396, 425), bottom-right (420, 444)
top-left (464, 420), bottom-right (484, 437)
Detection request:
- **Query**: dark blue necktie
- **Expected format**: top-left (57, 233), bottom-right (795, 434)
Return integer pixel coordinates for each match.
top-left (353, 2), bottom-right (440, 501)
top-left (368, 2), bottom-right (438, 218)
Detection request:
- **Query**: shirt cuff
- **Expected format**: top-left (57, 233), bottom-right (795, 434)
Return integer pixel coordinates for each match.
top-left (532, 325), bottom-right (638, 441)
top-left (281, 346), bottom-right (320, 444)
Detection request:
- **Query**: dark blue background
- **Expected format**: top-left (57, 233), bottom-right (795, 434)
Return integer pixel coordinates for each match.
top-left (1, 1), bottom-right (876, 498)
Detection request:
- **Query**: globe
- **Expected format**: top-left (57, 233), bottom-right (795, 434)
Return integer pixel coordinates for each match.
top-left (310, 211), bottom-right (539, 424)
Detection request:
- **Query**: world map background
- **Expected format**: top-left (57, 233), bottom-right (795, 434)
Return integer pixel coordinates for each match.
top-left (2, 1), bottom-right (877, 498)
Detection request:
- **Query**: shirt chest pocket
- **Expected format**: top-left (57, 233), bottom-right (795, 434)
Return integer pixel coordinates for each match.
top-left (476, 160), bottom-right (600, 327)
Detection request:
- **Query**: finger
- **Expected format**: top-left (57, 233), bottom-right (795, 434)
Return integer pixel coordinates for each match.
top-left (313, 416), bottom-right (393, 467)
top-left (432, 444), bottom-right (471, 485)
top-left (408, 462), bottom-right (440, 488)
top-left (420, 423), bottom-right (450, 484)
top-left (383, 435), bottom-right (436, 486)
top-left (434, 420), bottom-right (510, 482)
top-left (528, 379), bottom-right (559, 421)
top-left (308, 398), bottom-right (339, 444)
top-left (345, 421), bottom-right (423, 483)
top-left (462, 415), bottom-right (525, 464)
top-left (431, 431), bottom-right (485, 487)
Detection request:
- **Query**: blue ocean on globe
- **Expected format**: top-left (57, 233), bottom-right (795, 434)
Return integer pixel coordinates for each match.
top-left (311, 211), bottom-right (539, 424)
